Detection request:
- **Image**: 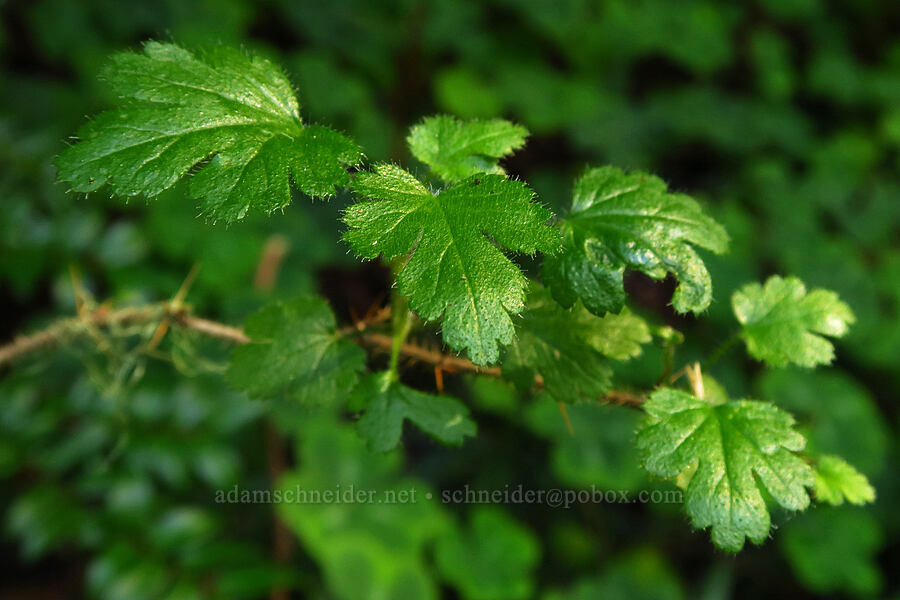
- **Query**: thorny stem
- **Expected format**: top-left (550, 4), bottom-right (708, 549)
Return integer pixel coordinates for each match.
top-left (0, 303), bottom-right (645, 408)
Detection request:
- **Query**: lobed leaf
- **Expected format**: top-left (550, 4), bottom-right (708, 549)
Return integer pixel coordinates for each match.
top-left (343, 164), bottom-right (560, 365)
top-left (503, 285), bottom-right (613, 404)
top-left (733, 275), bottom-right (854, 367)
top-left (407, 115), bottom-right (528, 182)
top-left (226, 297), bottom-right (365, 405)
top-left (582, 309), bottom-right (652, 361)
top-left (351, 372), bottom-right (476, 452)
top-left (543, 166), bottom-right (728, 315)
top-left (56, 42), bottom-right (360, 222)
top-left (637, 388), bottom-right (813, 552)
top-left (813, 455), bottom-right (875, 506)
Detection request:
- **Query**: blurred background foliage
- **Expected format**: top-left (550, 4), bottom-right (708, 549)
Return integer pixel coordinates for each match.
top-left (1, 0), bottom-right (899, 597)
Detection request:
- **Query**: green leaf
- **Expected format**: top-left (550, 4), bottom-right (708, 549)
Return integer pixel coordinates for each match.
top-left (758, 370), bottom-right (888, 475)
top-left (436, 507), bottom-right (540, 600)
top-left (278, 417), bottom-right (447, 600)
top-left (781, 508), bottom-right (883, 596)
top-left (343, 164), bottom-right (560, 365)
top-left (407, 115), bottom-right (527, 182)
top-left (546, 550), bottom-right (684, 600)
top-left (56, 42), bottom-right (360, 222)
top-left (226, 297), bottom-right (365, 405)
top-left (637, 388), bottom-right (813, 552)
top-left (732, 275), bottom-right (855, 367)
top-left (583, 308), bottom-right (652, 361)
top-left (503, 285), bottom-right (612, 404)
top-left (351, 372), bottom-right (476, 452)
top-left (813, 455), bottom-right (875, 506)
top-left (543, 166), bottom-right (728, 315)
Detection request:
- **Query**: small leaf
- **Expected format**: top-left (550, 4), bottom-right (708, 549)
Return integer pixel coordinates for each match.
top-left (637, 388), bottom-right (813, 552)
top-left (733, 275), bottom-right (854, 367)
top-left (56, 42), bottom-right (360, 222)
top-left (759, 370), bottom-right (888, 475)
top-left (226, 297), bottom-right (365, 405)
top-left (351, 372), bottom-right (476, 452)
top-left (583, 309), bottom-right (652, 361)
top-left (503, 285), bottom-right (612, 403)
top-left (813, 455), bottom-right (875, 506)
top-left (408, 115), bottom-right (528, 182)
top-left (344, 164), bottom-right (559, 365)
top-left (543, 166), bottom-right (728, 315)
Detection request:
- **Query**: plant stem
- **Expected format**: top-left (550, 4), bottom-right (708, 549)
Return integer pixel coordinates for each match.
top-left (388, 292), bottom-right (413, 381)
top-left (0, 304), bottom-right (645, 407)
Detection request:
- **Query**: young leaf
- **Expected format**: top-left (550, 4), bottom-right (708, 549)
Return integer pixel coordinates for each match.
top-left (637, 388), bottom-right (813, 552)
top-left (813, 455), bottom-right (875, 506)
top-left (56, 42), bottom-right (360, 222)
top-left (503, 285), bottom-right (612, 404)
top-left (226, 297), bottom-right (365, 405)
top-left (408, 115), bottom-right (528, 182)
top-left (343, 164), bottom-right (560, 365)
top-left (733, 275), bottom-right (855, 367)
top-left (543, 166), bottom-right (728, 315)
top-left (583, 309), bottom-right (652, 361)
top-left (350, 372), bottom-right (476, 452)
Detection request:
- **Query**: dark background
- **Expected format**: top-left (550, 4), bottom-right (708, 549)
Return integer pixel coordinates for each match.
top-left (1, 0), bottom-right (898, 598)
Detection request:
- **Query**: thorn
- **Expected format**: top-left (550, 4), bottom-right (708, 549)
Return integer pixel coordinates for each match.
top-left (69, 264), bottom-right (93, 318)
top-left (434, 366), bottom-right (444, 394)
top-left (148, 263), bottom-right (201, 351)
top-left (171, 262), bottom-right (201, 310)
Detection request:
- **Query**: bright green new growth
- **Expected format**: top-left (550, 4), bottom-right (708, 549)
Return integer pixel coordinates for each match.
top-left (637, 388), bottom-right (813, 552)
top-left (408, 116), bottom-right (528, 182)
top-left (55, 42), bottom-right (360, 222)
top-left (503, 285), bottom-right (613, 404)
top-left (543, 166), bottom-right (728, 315)
top-left (582, 309), bottom-right (652, 361)
top-left (351, 372), bottom-right (476, 452)
top-left (343, 164), bottom-right (559, 365)
top-left (733, 275), bottom-right (855, 368)
top-left (813, 455), bottom-right (876, 506)
top-left (227, 297), bottom-right (365, 405)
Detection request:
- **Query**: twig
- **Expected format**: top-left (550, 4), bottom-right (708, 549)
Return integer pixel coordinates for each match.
top-left (0, 305), bottom-right (645, 407)
top-left (356, 333), bottom-right (644, 407)
top-left (358, 332), bottom-right (502, 376)
top-left (176, 314), bottom-right (250, 344)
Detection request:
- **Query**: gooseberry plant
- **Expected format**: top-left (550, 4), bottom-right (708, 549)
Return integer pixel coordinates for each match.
top-left (8, 41), bottom-right (874, 553)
